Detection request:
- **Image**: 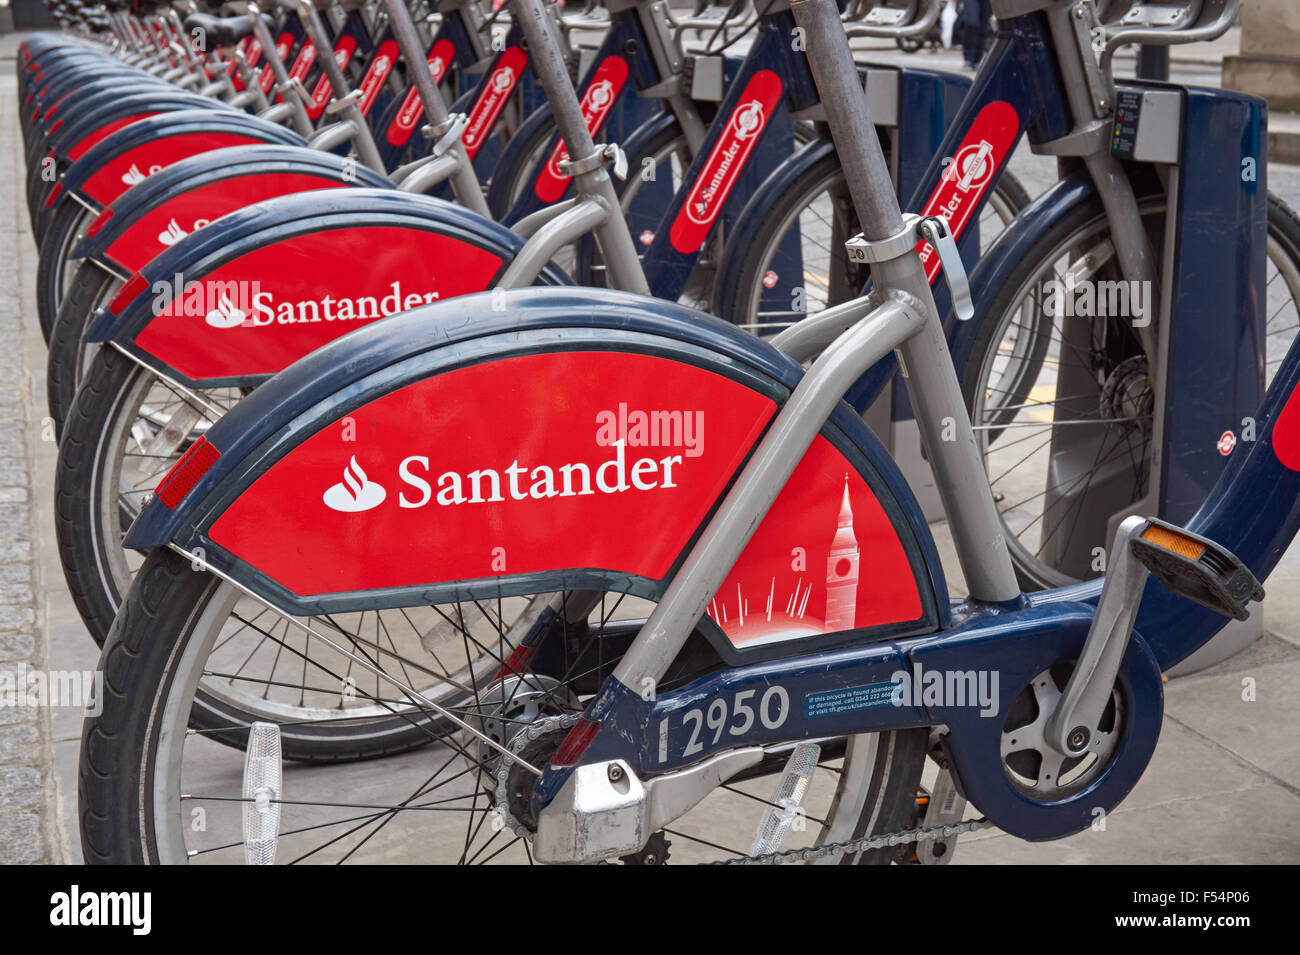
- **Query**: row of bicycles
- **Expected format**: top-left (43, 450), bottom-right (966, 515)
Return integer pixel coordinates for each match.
top-left (17, 0), bottom-right (1300, 863)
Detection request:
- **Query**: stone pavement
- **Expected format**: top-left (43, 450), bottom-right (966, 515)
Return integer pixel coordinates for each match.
top-left (0, 44), bottom-right (59, 864)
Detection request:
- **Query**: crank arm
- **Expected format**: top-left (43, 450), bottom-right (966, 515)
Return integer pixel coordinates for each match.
top-left (1046, 516), bottom-right (1264, 757)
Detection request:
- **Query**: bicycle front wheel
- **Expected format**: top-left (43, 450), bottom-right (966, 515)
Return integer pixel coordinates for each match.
top-left (80, 548), bottom-right (928, 864)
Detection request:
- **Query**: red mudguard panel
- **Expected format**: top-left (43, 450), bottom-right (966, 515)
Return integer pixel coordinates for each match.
top-left (706, 434), bottom-right (922, 647)
top-left (67, 113), bottom-right (158, 161)
top-left (133, 226), bottom-right (507, 380)
top-left (80, 132), bottom-right (268, 207)
top-left (100, 172), bottom-right (348, 273)
top-left (208, 351), bottom-right (778, 594)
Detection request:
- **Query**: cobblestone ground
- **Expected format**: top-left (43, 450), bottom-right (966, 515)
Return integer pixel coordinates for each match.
top-left (0, 60), bottom-right (57, 864)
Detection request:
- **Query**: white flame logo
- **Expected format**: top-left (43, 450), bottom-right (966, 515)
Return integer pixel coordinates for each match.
top-left (158, 218), bottom-right (188, 246)
top-left (204, 293), bottom-right (247, 329)
top-left (322, 455), bottom-right (387, 512)
top-left (121, 163), bottom-right (148, 186)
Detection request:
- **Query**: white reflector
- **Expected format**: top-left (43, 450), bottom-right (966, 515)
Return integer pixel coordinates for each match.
top-left (750, 742), bottom-right (820, 856)
top-left (242, 721), bottom-right (282, 865)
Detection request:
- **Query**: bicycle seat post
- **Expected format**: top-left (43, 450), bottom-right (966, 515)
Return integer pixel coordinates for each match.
top-left (294, 0), bottom-right (388, 172)
top-left (511, 0), bottom-right (649, 294)
top-left (381, 0), bottom-right (491, 214)
top-left (790, 0), bottom-right (1019, 603)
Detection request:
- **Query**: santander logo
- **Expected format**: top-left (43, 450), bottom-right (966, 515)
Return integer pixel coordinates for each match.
top-left (915, 101), bottom-right (1019, 284)
top-left (319, 403), bottom-right (704, 515)
top-left (121, 162), bottom-right (162, 186)
top-left (323, 456), bottom-right (387, 512)
top-left (461, 47), bottom-right (525, 157)
top-left (669, 70), bottom-right (782, 254)
top-left (388, 43), bottom-right (453, 144)
top-left (685, 100), bottom-right (766, 227)
top-left (533, 57), bottom-right (628, 203)
top-left (157, 218), bottom-right (188, 246)
top-left (205, 293), bottom-right (246, 329)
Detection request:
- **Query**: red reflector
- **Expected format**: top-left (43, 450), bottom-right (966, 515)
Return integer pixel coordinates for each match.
top-left (493, 644), bottom-right (536, 682)
top-left (156, 437), bottom-right (220, 509)
top-left (85, 207), bottom-right (114, 238)
top-left (108, 273), bottom-right (149, 315)
top-left (551, 718), bottom-right (601, 768)
top-left (44, 182), bottom-right (62, 208)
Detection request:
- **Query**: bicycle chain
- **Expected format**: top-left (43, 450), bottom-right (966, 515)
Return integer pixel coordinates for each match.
top-left (705, 817), bottom-right (995, 865)
top-left (492, 713), bottom-right (581, 838)
top-left (493, 715), bottom-right (994, 863)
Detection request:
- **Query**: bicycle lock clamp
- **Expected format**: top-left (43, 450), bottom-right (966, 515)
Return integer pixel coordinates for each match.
top-left (558, 142), bottom-right (630, 182)
top-left (844, 213), bottom-right (974, 321)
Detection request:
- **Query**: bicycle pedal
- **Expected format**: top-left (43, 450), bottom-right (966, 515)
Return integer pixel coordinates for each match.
top-left (1130, 518), bottom-right (1264, 621)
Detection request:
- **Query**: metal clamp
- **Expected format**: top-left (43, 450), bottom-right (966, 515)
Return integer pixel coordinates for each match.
top-left (325, 88), bottom-right (364, 116)
top-left (844, 214), bottom-right (974, 321)
top-left (844, 212), bottom-right (924, 264)
top-left (275, 76), bottom-right (312, 103)
top-left (421, 112), bottom-right (468, 156)
top-left (557, 143), bottom-right (628, 181)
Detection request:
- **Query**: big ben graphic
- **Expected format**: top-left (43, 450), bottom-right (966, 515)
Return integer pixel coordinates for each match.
top-left (824, 476), bottom-right (860, 632)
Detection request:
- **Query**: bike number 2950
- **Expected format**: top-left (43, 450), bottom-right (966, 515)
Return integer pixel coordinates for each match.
top-left (657, 686), bottom-right (790, 763)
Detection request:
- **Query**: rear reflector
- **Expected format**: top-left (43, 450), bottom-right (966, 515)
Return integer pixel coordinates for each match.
top-left (156, 437), bottom-right (220, 509)
top-left (108, 273), bottom-right (149, 315)
top-left (85, 207), bottom-right (114, 238)
top-left (551, 718), bottom-right (601, 768)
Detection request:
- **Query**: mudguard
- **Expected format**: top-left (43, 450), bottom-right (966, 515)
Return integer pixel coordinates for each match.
top-left (28, 69), bottom-right (161, 126)
top-left (72, 145), bottom-right (393, 274)
top-left (123, 287), bottom-right (948, 665)
top-left (85, 189), bottom-right (571, 389)
top-left (51, 111), bottom-right (306, 213)
top-left (42, 90), bottom-right (228, 161)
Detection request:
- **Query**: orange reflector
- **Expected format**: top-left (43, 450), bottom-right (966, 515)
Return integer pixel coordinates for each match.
top-left (1140, 524), bottom-right (1205, 561)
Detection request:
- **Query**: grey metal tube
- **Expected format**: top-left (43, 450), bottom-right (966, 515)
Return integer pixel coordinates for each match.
top-left (497, 198), bottom-right (608, 288)
top-left (612, 297), bottom-right (924, 684)
top-left (1043, 3), bottom-right (1158, 354)
top-left (769, 293), bottom-right (879, 363)
top-left (296, 0), bottom-right (387, 173)
top-left (383, 0), bottom-right (490, 216)
top-left (248, 5), bottom-right (314, 137)
top-left (791, 0), bottom-right (1019, 602)
top-left (511, 0), bottom-right (649, 294)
